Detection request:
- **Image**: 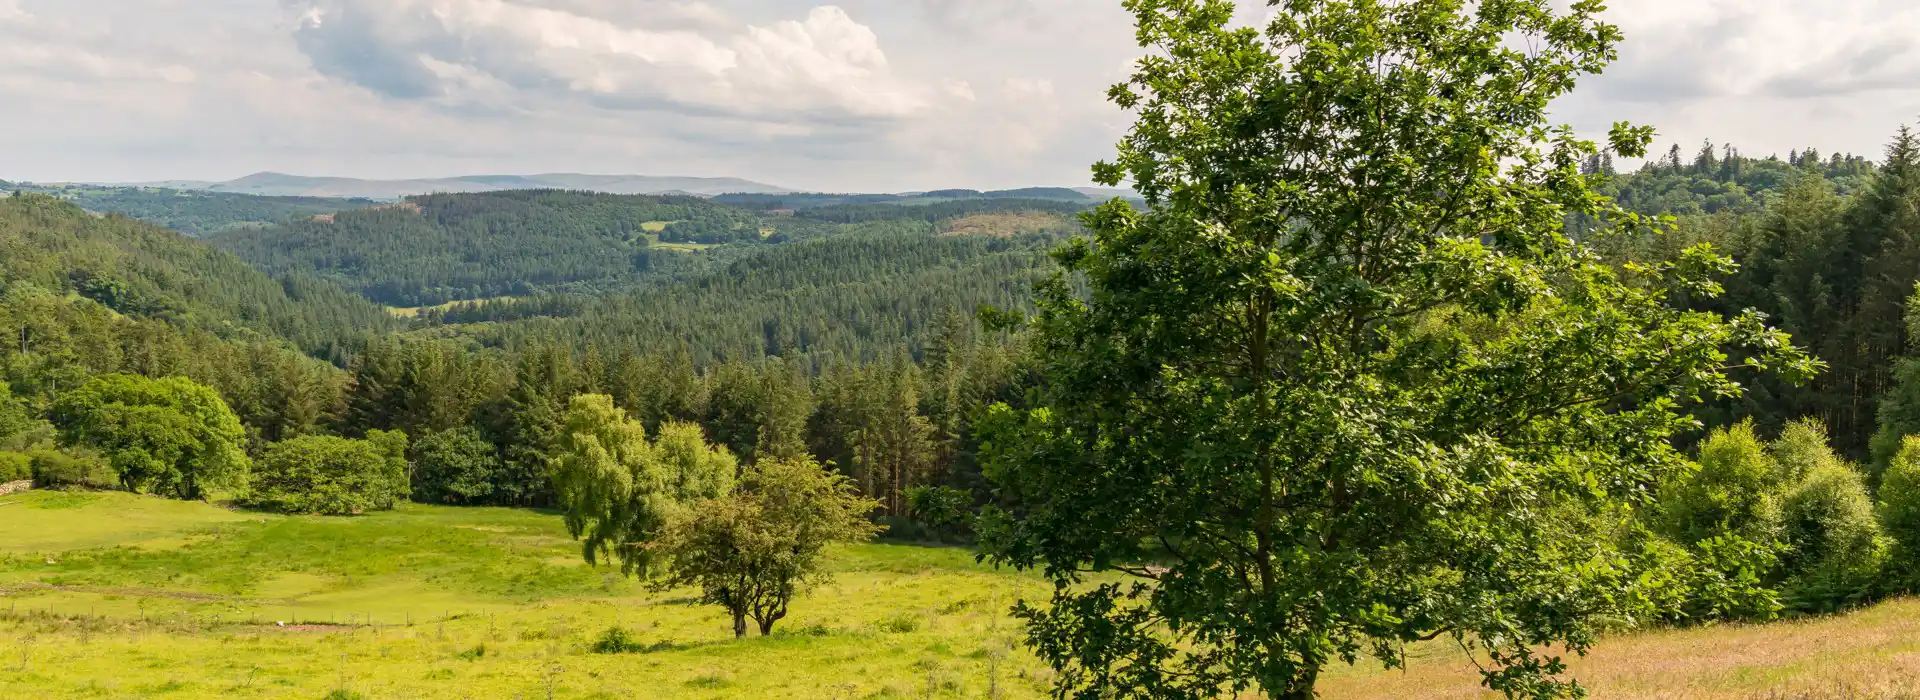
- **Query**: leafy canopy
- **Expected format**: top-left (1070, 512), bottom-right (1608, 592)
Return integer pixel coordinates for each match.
top-left (50, 374), bottom-right (249, 500)
top-left (976, 0), bottom-right (1816, 698)
top-left (654, 457), bottom-right (883, 637)
top-left (551, 394), bottom-right (737, 576)
top-left (247, 430), bottom-right (411, 515)
top-left (411, 427), bottom-right (506, 506)
top-left (1878, 436), bottom-right (1920, 585)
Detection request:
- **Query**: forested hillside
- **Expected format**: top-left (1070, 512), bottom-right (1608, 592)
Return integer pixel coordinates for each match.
top-left (23, 185), bottom-right (377, 237)
top-left (0, 193), bottom-right (398, 445)
top-left (0, 193), bottom-right (394, 356)
top-left (447, 227), bottom-right (1064, 367)
top-left (206, 188), bottom-right (1090, 316)
top-left (207, 190), bottom-right (761, 307)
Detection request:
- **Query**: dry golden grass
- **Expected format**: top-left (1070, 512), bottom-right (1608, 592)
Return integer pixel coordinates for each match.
top-left (1321, 600), bottom-right (1920, 699)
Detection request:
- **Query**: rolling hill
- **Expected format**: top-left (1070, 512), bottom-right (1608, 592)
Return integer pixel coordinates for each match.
top-left (205, 190), bottom-right (770, 307)
top-left (20, 184), bottom-right (378, 237)
top-left (0, 193), bottom-right (395, 354)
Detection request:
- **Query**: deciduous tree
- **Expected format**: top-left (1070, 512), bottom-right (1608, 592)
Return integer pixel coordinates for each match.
top-left (551, 394), bottom-right (736, 576)
top-left (247, 430), bottom-right (410, 515)
top-left (975, 1), bottom-right (1816, 698)
top-left (51, 374), bottom-right (249, 500)
top-left (654, 458), bottom-right (882, 637)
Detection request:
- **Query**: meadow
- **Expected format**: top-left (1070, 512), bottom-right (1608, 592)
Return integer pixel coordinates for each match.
top-left (5, 491), bottom-right (1920, 699)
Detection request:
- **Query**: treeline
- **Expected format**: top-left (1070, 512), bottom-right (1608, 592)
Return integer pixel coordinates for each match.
top-left (1594, 141), bottom-right (1874, 217)
top-left (207, 190), bottom-right (760, 307)
top-left (713, 188), bottom-right (1091, 212)
top-left (794, 198), bottom-right (1090, 225)
top-left (0, 306), bottom-right (1025, 536)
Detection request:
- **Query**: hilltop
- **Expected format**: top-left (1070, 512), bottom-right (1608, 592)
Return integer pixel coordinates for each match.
top-left (106, 172), bottom-right (795, 199)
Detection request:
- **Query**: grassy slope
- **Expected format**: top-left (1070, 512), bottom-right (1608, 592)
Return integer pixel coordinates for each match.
top-left (6, 492), bottom-right (1920, 699)
top-left (0, 491), bottom-right (1055, 699)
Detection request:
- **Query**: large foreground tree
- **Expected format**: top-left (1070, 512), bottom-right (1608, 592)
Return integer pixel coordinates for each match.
top-left (975, 1), bottom-right (1816, 698)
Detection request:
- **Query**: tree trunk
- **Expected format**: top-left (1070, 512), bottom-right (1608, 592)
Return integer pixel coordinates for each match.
top-left (1277, 662), bottom-right (1321, 700)
top-left (731, 609), bottom-right (748, 639)
top-left (757, 614), bottom-right (780, 636)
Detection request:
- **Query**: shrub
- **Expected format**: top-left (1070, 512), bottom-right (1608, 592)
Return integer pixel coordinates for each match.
top-left (0, 451), bottom-right (29, 482)
top-left (1660, 421), bottom-right (1782, 546)
top-left (1780, 460), bottom-right (1888, 613)
top-left (246, 431), bottom-right (409, 515)
top-left (411, 427), bottom-right (503, 505)
top-left (876, 613), bottom-right (921, 634)
top-left (590, 626), bottom-right (647, 654)
top-left (1771, 419), bottom-right (1843, 485)
top-left (1877, 436), bottom-right (1920, 589)
top-left (905, 485), bottom-right (975, 542)
top-left (29, 450), bottom-right (118, 490)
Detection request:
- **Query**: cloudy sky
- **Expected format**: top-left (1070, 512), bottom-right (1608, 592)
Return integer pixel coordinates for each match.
top-left (2, 0), bottom-right (1916, 192)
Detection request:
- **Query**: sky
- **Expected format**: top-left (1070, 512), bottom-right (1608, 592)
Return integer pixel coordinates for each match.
top-left (2, 0), bottom-right (1918, 193)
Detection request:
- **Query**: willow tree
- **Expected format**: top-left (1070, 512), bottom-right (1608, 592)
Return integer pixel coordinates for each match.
top-left (975, 1), bottom-right (1816, 698)
top-left (551, 394), bottom-right (736, 576)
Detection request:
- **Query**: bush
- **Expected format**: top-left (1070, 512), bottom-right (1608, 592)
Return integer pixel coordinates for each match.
top-left (247, 431), bottom-right (409, 515)
top-left (905, 485), bottom-right (976, 542)
top-left (411, 427), bottom-right (503, 505)
top-left (876, 613), bottom-right (921, 634)
top-left (1771, 419), bottom-right (1843, 485)
top-left (1780, 460), bottom-right (1888, 613)
top-left (1877, 436), bottom-right (1920, 589)
top-left (590, 626), bottom-right (647, 654)
top-left (1660, 421), bottom-right (1782, 546)
top-left (29, 450), bottom-right (118, 490)
top-left (0, 451), bottom-right (29, 482)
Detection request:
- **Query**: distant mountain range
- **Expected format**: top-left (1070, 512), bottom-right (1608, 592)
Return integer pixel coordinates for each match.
top-left (106, 172), bottom-right (794, 199)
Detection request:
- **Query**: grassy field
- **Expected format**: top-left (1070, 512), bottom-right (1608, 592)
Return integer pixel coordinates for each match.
top-left (5, 492), bottom-right (1920, 699)
top-left (385, 296), bottom-right (523, 319)
top-left (0, 491), bottom-right (1053, 699)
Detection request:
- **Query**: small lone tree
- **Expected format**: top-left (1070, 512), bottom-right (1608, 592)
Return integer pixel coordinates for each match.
top-left (551, 394), bottom-right (736, 575)
top-left (975, 0), bottom-right (1816, 698)
top-left (247, 431), bottom-right (410, 515)
top-left (51, 374), bottom-right (249, 500)
top-left (655, 458), bottom-right (882, 638)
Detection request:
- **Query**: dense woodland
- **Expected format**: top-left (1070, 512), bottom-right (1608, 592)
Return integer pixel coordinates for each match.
top-left (207, 190), bottom-right (751, 307)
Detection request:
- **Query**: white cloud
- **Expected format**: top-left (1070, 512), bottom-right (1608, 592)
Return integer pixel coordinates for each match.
top-left (11, 0), bottom-right (1915, 193)
top-left (292, 0), bottom-right (926, 123)
top-left (1555, 0), bottom-right (1920, 162)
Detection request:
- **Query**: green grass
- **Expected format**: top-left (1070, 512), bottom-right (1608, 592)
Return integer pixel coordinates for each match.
top-left (11, 491), bottom-right (1920, 699)
top-left (639, 232), bottom-right (717, 253)
top-left (385, 296), bottom-right (522, 318)
top-left (0, 491), bottom-right (1055, 698)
